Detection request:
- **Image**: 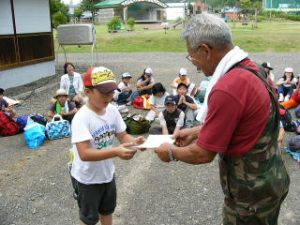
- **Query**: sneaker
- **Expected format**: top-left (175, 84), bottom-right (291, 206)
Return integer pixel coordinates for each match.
top-left (284, 95), bottom-right (290, 102)
top-left (278, 94), bottom-right (284, 102)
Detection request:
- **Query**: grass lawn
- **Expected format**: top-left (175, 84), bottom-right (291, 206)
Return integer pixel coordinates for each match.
top-left (54, 20), bottom-right (300, 53)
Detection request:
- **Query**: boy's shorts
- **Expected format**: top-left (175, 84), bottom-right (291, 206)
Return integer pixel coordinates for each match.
top-left (73, 177), bottom-right (117, 225)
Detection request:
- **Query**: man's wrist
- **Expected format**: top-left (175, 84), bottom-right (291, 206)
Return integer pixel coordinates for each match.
top-left (168, 145), bottom-right (178, 161)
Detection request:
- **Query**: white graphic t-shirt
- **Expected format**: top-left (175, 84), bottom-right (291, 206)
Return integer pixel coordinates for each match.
top-left (71, 104), bottom-right (126, 184)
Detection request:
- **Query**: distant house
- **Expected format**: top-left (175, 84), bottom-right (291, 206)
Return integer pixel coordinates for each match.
top-left (0, 0), bottom-right (55, 89)
top-left (263, 0), bottom-right (300, 11)
top-left (94, 0), bottom-right (168, 24)
top-left (224, 7), bottom-right (240, 21)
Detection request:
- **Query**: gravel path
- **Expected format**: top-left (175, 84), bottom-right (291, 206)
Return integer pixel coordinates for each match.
top-left (1, 53), bottom-right (300, 225)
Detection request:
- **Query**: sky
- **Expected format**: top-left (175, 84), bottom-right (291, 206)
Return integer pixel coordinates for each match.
top-left (61, 0), bottom-right (82, 5)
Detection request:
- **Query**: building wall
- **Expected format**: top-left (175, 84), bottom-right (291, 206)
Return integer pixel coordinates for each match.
top-left (0, 0), bottom-right (55, 89)
top-left (264, 0), bottom-right (300, 10)
top-left (0, 61), bottom-right (55, 89)
top-left (96, 8), bottom-right (115, 24)
top-left (166, 3), bottom-right (185, 20)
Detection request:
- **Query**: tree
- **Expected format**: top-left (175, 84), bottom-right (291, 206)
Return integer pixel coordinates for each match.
top-left (80, 0), bottom-right (101, 23)
top-left (50, 0), bottom-right (69, 28)
top-left (74, 7), bottom-right (84, 20)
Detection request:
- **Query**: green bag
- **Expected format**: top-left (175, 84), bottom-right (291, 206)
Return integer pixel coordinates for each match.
top-left (125, 114), bottom-right (150, 135)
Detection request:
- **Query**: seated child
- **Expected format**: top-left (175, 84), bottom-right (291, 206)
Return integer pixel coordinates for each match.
top-left (0, 88), bottom-right (16, 119)
top-left (171, 68), bottom-right (191, 95)
top-left (145, 83), bottom-right (169, 122)
top-left (149, 95), bottom-right (185, 136)
top-left (194, 77), bottom-right (211, 104)
top-left (130, 67), bottom-right (155, 101)
top-left (276, 67), bottom-right (297, 102)
top-left (174, 83), bottom-right (197, 128)
top-left (114, 72), bottom-right (133, 105)
top-left (48, 89), bottom-right (77, 123)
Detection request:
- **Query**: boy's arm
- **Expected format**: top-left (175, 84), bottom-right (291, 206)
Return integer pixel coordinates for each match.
top-left (159, 112), bottom-right (168, 134)
top-left (116, 131), bottom-right (145, 146)
top-left (162, 125), bottom-right (169, 135)
top-left (76, 140), bottom-right (136, 161)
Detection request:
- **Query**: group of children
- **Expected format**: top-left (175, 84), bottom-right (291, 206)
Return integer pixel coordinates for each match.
top-left (262, 62), bottom-right (300, 115)
top-left (2, 62), bottom-right (298, 225)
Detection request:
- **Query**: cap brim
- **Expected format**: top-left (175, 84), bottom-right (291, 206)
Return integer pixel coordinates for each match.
top-left (94, 82), bottom-right (118, 94)
top-left (165, 101), bottom-right (176, 105)
top-left (55, 94), bottom-right (68, 98)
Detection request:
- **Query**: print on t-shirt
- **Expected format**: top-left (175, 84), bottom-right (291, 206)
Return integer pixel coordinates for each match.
top-left (93, 124), bottom-right (117, 149)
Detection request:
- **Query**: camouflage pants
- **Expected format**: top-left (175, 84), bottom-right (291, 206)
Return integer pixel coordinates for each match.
top-left (222, 191), bottom-right (288, 225)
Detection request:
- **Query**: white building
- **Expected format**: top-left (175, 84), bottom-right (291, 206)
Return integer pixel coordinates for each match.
top-left (0, 0), bottom-right (55, 89)
top-left (166, 3), bottom-right (186, 21)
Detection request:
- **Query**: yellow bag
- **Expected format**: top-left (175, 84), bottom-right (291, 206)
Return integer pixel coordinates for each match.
top-left (141, 94), bottom-right (151, 110)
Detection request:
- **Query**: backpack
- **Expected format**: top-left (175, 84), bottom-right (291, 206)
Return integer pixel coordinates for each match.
top-left (288, 135), bottom-right (300, 153)
top-left (0, 111), bottom-right (20, 136)
top-left (30, 113), bottom-right (48, 126)
top-left (279, 107), bottom-right (295, 132)
top-left (133, 96), bottom-right (144, 109)
top-left (124, 114), bottom-right (150, 135)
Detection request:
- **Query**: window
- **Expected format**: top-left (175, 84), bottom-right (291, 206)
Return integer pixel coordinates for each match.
top-left (0, 0), bottom-right (54, 71)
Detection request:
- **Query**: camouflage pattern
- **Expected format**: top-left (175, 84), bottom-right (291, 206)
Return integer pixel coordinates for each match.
top-left (219, 66), bottom-right (290, 225)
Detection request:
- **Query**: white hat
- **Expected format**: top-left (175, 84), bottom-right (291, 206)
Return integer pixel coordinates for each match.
top-left (55, 88), bottom-right (68, 98)
top-left (285, 67), bottom-right (294, 73)
top-left (122, 72), bottom-right (132, 78)
top-left (179, 68), bottom-right (187, 76)
top-left (145, 67), bottom-right (153, 74)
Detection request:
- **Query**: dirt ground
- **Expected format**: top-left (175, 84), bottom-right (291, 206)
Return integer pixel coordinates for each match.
top-left (0, 53), bottom-right (300, 225)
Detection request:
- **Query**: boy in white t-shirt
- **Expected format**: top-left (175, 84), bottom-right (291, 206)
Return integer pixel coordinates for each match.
top-left (71, 66), bottom-right (145, 225)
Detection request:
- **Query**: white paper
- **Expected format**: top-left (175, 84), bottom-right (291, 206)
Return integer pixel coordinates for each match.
top-left (136, 135), bottom-right (174, 149)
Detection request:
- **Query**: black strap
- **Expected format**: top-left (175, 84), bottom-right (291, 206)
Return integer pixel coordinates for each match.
top-left (232, 63), bottom-right (280, 145)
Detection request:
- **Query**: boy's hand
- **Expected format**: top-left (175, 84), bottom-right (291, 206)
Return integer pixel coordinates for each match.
top-left (116, 143), bottom-right (137, 160)
top-left (134, 136), bottom-right (146, 151)
top-left (134, 136), bottom-right (145, 145)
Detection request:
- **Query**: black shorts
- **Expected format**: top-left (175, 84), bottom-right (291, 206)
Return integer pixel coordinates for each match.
top-left (73, 177), bottom-right (117, 225)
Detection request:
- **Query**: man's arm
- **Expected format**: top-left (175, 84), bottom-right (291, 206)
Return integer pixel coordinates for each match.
top-left (155, 142), bottom-right (216, 164)
top-left (172, 143), bottom-right (216, 164)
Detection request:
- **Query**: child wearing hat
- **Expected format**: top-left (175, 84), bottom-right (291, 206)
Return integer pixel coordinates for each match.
top-left (113, 72), bottom-right (133, 105)
top-left (130, 67), bottom-right (155, 101)
top-left (276, 67), bottom-right (297, 102)
top-left (47, 89), bottom-right (77, 123)
top-left (70, 66), bottom-right (145, 225)
top-left (149, 95), bottom-right (185, 136)
top-left (171, 68), bottom-right (191, 95)
top-left (261, 62), bottom-right (275, 82)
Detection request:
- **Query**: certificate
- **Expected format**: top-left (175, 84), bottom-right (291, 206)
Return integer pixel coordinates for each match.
top-left (136, 135), bottom-right (174, 149)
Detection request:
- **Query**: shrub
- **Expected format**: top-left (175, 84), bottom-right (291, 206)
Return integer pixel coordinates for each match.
top-left (107, 16), bottom-right (121, 32)
top-left (127, 17), bottom-right (135, 30)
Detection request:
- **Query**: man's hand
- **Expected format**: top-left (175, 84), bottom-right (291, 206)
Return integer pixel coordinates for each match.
top-left (155, 143), bottom-right (171, 162)
top-left (174, 128), bottom-right (195, 147)
top-left (116, 143), bottom-right (137, 160)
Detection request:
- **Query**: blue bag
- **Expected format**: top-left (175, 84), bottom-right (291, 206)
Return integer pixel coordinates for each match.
top-left (24, 119), bottom-right (46, 149)
top-left (16, 115), bottom-right (29, 130)
top-left (46, 114), bottom-right (71, 140)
